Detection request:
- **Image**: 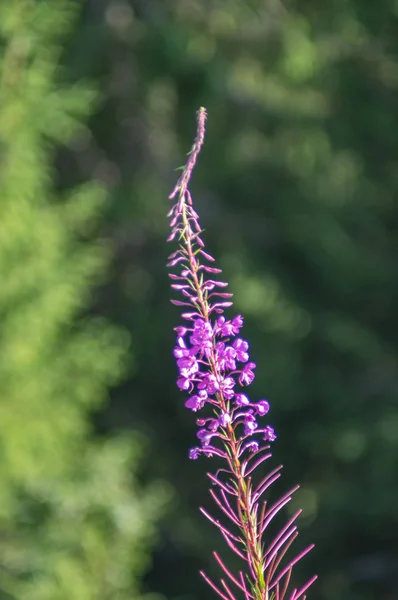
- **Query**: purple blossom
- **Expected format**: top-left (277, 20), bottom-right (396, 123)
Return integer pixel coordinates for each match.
top-left (263, 425), bottom-right (277, 442)
top-left (189, 447), bottom-right (200, 460)
top-left (215, 342), bottom-right (236, 371)
top-left (233, 338), bottom-right (249, 362)
top-left (174, 326), bottom-right (188, 336)
top-left (219, 376), bottom-right (235, 399)
top-left (235, 393), bottom-right (250, 406)
top-left (218, 411), bottom-right (231, 427)
top-left (239, 361), bottom-right (256, 386)
top-left (207, 419), bottom-right (219, 432)
top-left (173, 337), bottom-right (188, 358)
top-left (198, 373), bottom-right (219, 395)
top-left (243, 411), bottom-right (258, 436)
top-left (215, 315), bottom-right (244, 337)
top-left (185, 390), bottom-right (208, 412)
top-left (177, 376), bottom-right (190, 391)
top-left (197, 428), bottom-right (218, 447)
top-left (256, 400), bottom-right (270, 416)
top-left (166, 106), bottom-right (316, 600)
top-left (190, 318), bottom-right (213, 355)
top-left (177, 354), bottom-right (199, 378)
top-left (243, 440), bottom-right (259, 453)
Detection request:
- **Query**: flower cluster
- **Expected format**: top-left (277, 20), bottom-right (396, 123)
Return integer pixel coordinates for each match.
top-left (166, 108), bottom-right (316, 600)
top-left (174, 314), bottom-right (276, 459)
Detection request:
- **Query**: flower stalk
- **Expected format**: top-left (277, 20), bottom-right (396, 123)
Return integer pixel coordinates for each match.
top-left (166, 108), bottom-right (317, 600)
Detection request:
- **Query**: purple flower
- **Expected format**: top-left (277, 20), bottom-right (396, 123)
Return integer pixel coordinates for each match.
top-left (167, 107), bottom-right (316, 600)
top-left (174, 326), bottom-right (188, 337)
top-left (220, 376), bottom-right (235, 399)
top-left (235, 393), bottom-right (250, 406)
top-left (177, 354), bottom-right (199, 378)
top-left (198, 373), bottom-right (219, 395)
top-left (263, 425), bottom-right (277, 442)
top-left (208, 419), bottom-right (219, 432)
top-left (218, 411), bottom-right (231, 428)
top-left (185, 390), bottom-right (208, 412)
top-left (215, 315), bottom-right (244, 337)
top-left (215, 342), bottom-right (236, 371)
top-left (197, 428), bottom-right (217, 446)
top-left (233, 338), bottom-right (249, 362)
top-left (239, 361), bottom-right (256, 386)
top-left (189, 447), bottom-right (200, 460)
top-left (177, 376), bottom-right (191, 391)
top-left (190, 318), bottom-right (213, 354)
top-left (243, 440), bottom-right (259, 453)
top-left (173, 338), bottom-right (188, 359)
top-left (231, 315), bottom-right (244, 333)
top-left (255, 400), bottom-right (270, 416)
top-left (243, 411), bottom-right (258, 436)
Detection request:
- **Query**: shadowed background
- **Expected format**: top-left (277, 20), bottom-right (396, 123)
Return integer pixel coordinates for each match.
top-left (0, 1), bottom-right (397, 599)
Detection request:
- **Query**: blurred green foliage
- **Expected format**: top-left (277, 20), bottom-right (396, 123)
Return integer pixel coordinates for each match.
top-left (1, 0), bottom-right (398, 600)
top-left (0, 1), bottom-right (167, 598)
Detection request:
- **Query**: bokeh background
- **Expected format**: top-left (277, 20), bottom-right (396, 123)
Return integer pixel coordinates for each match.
top-left (1, 0), bottom-right (398, 599)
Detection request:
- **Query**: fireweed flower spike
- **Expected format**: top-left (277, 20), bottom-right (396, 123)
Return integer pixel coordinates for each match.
top-left (166, 107), bottom-right (317, 600)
